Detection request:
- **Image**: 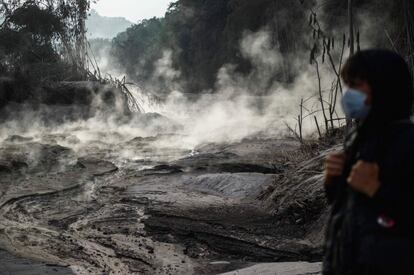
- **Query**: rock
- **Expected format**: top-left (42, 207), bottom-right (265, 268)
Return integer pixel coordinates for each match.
top-left (183, 173), bottom-right (275, 199)
top-left (4, 135), bottom-right (33, 143)
top-left (0, 129), bottom-right (331, 274)
top-left (0, 161), bottom-right (12, 174)
top-left (213, 163), bottom-right (277, 174)
top-left (178, 154), bottom-right (278, 173)
top-left (77, 158), bottom-right (118, 176)
top-left (174, 138), bottom-right (299, 174)
top-left (210, 261), bottom-right (231, 265)
top-left (0, 143), bottom-right (75, 174)
top-left (141, 164), bottom-right (183, 175)
top-left (0, 80), bottom-right (131, 122)
top-left (0, 249), bottom-right (74, 275)
top-left (219, 261), bottom-right (322, 275)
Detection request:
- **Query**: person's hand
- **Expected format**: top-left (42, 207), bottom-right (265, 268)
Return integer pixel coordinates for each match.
top-left (324, 152), bottom-right (346, 185)
top-left (347, 160), bottom-right (381, 197)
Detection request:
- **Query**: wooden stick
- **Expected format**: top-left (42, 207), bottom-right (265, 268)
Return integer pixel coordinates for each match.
top-left (314, 116), bottom-right (322, 139)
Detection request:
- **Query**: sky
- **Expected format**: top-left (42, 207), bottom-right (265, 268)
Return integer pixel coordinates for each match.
top-left (91, 0), bottom-right (172, 23)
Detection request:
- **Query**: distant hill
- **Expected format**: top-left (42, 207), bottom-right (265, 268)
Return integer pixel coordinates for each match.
top-left (87, 10), bottom-right (133, 39)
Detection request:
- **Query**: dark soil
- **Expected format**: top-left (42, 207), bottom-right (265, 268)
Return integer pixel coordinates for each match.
top-left (0, 122), bottom-right (330, 274)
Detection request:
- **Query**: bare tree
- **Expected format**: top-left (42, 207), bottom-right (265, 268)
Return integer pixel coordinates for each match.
top-left (74, 0), bottom-right (89, 69)
top-left (288, 4), bottom-right (349, 142)
top-left (348, 0), bottom-right (354, 56)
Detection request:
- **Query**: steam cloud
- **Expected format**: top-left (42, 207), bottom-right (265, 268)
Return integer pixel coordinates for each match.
top-left (128, 29), bottom-right (341, 147)
top-left (1, 29), bottom-right (343, 164)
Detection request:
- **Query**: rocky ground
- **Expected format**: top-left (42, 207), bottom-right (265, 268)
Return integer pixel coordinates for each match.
top-left (0, 116), bottom-right (336, 274)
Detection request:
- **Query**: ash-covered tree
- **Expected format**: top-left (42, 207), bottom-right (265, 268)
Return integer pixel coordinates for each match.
top-left (0, 0), bottom-right (91, 82)
top-left (111, 0), bottom-right (314, 94)
top-left (322, 0), bottom-right (414, 72)
top-left (111, 17), bottom-right (167, 83)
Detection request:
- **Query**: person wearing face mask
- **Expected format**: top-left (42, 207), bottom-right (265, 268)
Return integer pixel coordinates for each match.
top-left (323, 49), bottom-right (414, 275)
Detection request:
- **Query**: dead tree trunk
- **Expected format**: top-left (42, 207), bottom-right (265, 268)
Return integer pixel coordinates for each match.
top-left (348, 0), bottom-right (354, 56)
top-left (76, 0), bottom-right (88, 70)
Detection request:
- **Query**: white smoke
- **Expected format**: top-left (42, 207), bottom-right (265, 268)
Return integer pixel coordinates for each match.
top-left (153, 50), bottom-right (181, 84)
top-left (0, 28), bottom-right (343, 165)
top-left (122, 28), bottom-right (342, 148)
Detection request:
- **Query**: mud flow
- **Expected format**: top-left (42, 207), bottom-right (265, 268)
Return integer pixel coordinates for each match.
top-left (0, 113), bottom-right (326, 275)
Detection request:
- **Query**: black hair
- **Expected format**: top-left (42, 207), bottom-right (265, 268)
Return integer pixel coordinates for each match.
top-left (341, 49), bottom-right (414, 126)
top-left (341, 49), bottom-right (414, 162)
top-left (334, 50), bottom-right (414, 207)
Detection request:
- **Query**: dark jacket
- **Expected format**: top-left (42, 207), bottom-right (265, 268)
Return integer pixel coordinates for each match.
top-left (323, 120), bottom-right (414, 275)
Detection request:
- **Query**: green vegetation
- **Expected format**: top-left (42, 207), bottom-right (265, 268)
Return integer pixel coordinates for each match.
top-left (0, 0), bottom-right (91, 82)
top-left (1, 0), bottom-right (413, 100)
top-left (110, 0), bottom-right (313, 94)
top-left (112, 17), bottom-right (168, 83)
top-left (108, 0), bottom-right (414, 96)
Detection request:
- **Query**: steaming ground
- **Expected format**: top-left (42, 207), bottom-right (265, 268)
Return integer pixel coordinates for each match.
top-left (0, 105), bottom-right (328, 274)
top-left (0, 56), bottom-right (331, 274)
top-left (0, 26), bottom-right (340, 273)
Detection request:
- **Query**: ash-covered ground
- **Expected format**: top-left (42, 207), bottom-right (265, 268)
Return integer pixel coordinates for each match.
top-left (0, 110), bottom-right (330, 275)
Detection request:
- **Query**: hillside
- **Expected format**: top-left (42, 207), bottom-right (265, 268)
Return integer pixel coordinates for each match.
top-left (87, 9), bottom-right (133, 39)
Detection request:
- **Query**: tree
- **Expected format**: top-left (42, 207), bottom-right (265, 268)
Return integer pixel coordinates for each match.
top-left (111, 0), bottom-right (314, 94)
top-left (348, 0), bottom-right (354, 55)
top-left (111, 17), bottom-right (167, 82)
top-left (0, 0), bottom-right (91, 73)
top-left (322, 0), bottom-right (414, 55)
